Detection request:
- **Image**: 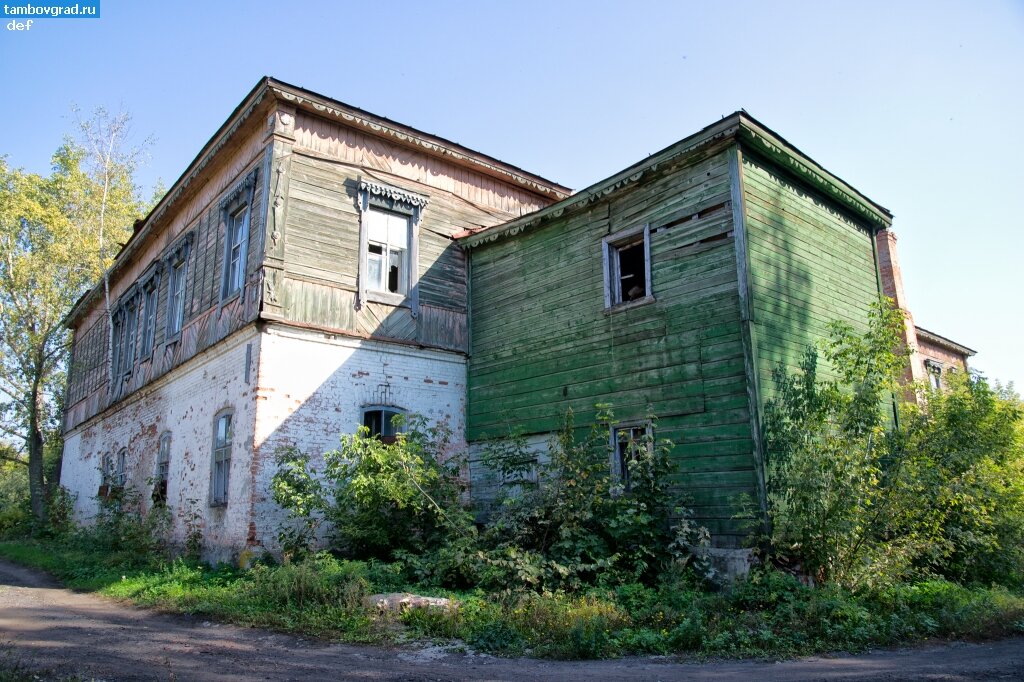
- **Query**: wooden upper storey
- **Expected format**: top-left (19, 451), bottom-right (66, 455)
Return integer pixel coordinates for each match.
top-left (63, 78), bottom-right (568, 433)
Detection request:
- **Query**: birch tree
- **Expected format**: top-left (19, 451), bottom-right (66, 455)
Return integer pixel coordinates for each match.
top-left (0, 110), bottom-right (145, 525)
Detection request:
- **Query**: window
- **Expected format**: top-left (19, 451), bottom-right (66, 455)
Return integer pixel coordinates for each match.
top-left (612, 423), bottom-right (652, 493)
top-left (211, 411), bottom-right (232, 506)
top-left (362, 406), bottom-right (404, 445)
top-left (219, 168), bottom-right (258, 301)
top-left (111, 292), bottom-right (140, 377)
top-left (365, 208), bottom-right (410, 295)
top-left (356, 179), bottom-right (428, 312)
top-left (113, 447), bottom-right (128, 488)
top-left (140, 278), bottom-right (159, 357)
top-left (100, 452), bottom-right (113, 485)
top-left (925, 360), bottom-right (943, 390)
top-left (154, 431), bottom-right (171, 503)
top-left (603, 224), bottom-right (652, 308)
top-left (167, 255), bottom-right (188, 336)
top-left (222, 204), bottom-right (250, 298)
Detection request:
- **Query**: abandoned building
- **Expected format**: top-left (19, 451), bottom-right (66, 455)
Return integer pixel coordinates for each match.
top-left (60, 77), bottom-right (964, 560)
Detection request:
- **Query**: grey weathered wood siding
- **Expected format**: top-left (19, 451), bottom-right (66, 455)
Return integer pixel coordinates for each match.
top-left (467, 146), bottom-right (760, 542)
top-left (64, 154), bottom-right (268, 431)
top-left (272, 150), bottom-right (518, 353)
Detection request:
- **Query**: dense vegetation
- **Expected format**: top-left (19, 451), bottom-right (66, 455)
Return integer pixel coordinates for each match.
top-left (2, 299), bottom-right (1023, 659)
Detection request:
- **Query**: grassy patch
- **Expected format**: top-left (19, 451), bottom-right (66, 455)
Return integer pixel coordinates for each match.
top-left (2, 539), bottom-right (1023, 660)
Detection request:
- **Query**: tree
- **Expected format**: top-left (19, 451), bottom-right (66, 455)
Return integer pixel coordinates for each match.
top-left (0, 110), bottom-right (146, 526)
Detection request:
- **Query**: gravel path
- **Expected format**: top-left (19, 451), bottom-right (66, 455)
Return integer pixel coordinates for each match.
top-left (2, 558), bottom-right (1022, 681)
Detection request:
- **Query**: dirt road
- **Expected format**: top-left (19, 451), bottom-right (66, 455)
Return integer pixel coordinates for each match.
top-left (1, 559), bottom-right (1022, 681)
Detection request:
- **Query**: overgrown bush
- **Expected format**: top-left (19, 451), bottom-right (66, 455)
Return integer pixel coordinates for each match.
top-left (478, 405), bottom-right (708, 591)
top-left (765, 298), bottom-right (1024, 589)
top-left (273, 406), bottom-right (708, 592)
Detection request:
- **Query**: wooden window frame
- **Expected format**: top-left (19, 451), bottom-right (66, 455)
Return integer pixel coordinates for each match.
top-left (164, 232), bottom-right (193, 340)
top-left (114, 447), bottom-right (128, 488)
top-left (211, 410), bottom-right (233, 507)
top-left (139, 267), bottom-right (161, 358)
top-left (355, 179), bottom-right (428, 317)
top-left (610, 421), bottom-right (653, 493)
top-left (602, 223), bottom-right (654, 311)
top-left (219, 169), bottom-right (259, 303)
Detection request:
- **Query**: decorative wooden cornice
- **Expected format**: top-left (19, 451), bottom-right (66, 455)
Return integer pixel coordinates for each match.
top-left (269, 83), bottom-right (570, 202)
top-left (358, 179), bottom-right (429, 208)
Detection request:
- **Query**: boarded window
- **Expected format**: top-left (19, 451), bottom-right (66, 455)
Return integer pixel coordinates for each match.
top-left (211, 411), bottom-right (232, 506)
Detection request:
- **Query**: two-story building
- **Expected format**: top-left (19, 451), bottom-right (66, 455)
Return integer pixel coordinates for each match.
top-left (62, 77), bottom-right (922, 560)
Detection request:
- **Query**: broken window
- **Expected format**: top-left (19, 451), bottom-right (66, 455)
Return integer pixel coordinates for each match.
top-left (211, 411), bottom-right (232, 506)
top-left (154, 431), bottom-right (171, 504)
top-left (362, 406), bottom-right (405, 445)
top-left (365, 208), bottom-right (410, 295)
top-left (603, 224), bottom-right (652, 308)
top-left (612, 423), bottom-right (651, 493)
top-left (356, 179), bottom-right (428, 312)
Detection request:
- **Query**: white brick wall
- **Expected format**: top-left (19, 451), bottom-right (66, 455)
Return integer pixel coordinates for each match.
top-left (249, 323), bottom-right (467, 552)
top-left (61, 326), bottom-right (260, 562)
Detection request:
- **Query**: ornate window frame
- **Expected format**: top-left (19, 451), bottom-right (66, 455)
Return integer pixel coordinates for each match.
top-left (355, 179), bottom-right (428, 317)
top-left (220, 168), bottom-right (259, 302)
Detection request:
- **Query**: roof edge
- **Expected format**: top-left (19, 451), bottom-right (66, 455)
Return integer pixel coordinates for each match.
top-left (460, 111), bottom-right (894, 249)
top-left (266, 78), bottom-right (571, 201)
top-left (915, 326), bottom-right (977, 357)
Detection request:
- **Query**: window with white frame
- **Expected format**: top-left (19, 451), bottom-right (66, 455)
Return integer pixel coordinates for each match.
top-left (356, 179), bottom-right (427, 312)
top-left (926, 360), bottom-right (943, 390)
top-left (211, 411), bottom-right (232, 506)
top-left (612, 423), bottom-right (652, 493)
top-left (361, 405), bottom-right (405, 445)
top-left (365, 208), bottom-right (410, 295)
top-left (220, 168), bottom-right (258, 301)
top-left (603, 224), bottom-right (652, 308)
top-left (154, 431), bottom-right (171, 503)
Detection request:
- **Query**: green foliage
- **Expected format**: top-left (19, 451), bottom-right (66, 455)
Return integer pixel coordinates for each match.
top-left (0, 110), bottom-right (148, 525)
top-left (765, 298), bottom-right (1024, 590)
top-left (479, 405), bottom-right (708, 591)
top-left (895, 374), bottom-right (1024, 586)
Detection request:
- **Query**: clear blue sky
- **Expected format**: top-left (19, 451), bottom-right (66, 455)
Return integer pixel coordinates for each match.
top-left (2, 0), bottom-right (1021, 387)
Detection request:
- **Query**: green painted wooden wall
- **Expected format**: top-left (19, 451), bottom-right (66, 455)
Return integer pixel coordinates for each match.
top-left (467, 146), bottom-right (761, 543)
top-left (741, 152), bottom-right (880, 399)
